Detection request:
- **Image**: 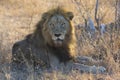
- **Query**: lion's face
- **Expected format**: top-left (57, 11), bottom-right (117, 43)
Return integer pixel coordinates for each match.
top-left (43, 13), bottom-right (73, 47)
top-left (47, 15), bottom-right (71, 46)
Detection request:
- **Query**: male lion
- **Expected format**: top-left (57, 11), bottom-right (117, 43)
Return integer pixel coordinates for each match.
top-left (11, 7), bottom-right (106, 76)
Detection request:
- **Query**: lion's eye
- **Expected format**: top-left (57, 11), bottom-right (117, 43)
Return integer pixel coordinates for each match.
top-left (50, 23), bottom-right (54, 27)
top-left (62, 23), bottom-right (65, 26)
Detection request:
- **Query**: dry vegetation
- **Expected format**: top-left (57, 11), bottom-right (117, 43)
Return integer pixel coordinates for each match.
top-left (0, 0), bottom-right (120, 80)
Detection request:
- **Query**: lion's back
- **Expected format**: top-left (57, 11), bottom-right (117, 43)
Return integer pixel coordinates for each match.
top-left (12, 39), bottom-right (31, 63)
top-left (12, 35), bottom-right (50, 66)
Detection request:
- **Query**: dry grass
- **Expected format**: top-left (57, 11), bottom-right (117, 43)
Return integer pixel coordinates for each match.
top-left (0, 0), bottom-right (120, 80)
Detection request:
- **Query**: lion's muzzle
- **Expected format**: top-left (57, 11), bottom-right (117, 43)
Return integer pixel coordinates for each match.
top-left (52, 34), bottom-right (65, 47)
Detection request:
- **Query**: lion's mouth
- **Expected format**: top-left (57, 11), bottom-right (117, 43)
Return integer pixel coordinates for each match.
top-left (54, 38), bottom-right (63, 47)
top-left (56, 38), bottom-right (63, 41)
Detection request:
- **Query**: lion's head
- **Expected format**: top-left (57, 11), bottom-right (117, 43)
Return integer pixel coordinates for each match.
top-left (39, 7), bottom-right (74, 47)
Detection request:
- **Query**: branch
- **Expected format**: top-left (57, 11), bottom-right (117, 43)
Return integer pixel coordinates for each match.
top-left (95, 0), bottom-right (99, 27)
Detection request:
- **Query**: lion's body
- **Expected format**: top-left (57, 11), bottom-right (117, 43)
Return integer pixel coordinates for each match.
top-left (12, 7), bottom-right (76, 67)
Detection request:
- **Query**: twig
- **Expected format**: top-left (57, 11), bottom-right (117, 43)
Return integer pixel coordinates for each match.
top-left (95, 0), bottom-right (99, 28)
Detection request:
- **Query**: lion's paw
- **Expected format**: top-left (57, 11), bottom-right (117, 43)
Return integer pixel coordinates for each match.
top-left (90, 65), bottom-right (106, 74)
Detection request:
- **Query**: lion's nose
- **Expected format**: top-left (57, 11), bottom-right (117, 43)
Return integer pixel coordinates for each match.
top-left (54, 33), bottom-right (61, 37)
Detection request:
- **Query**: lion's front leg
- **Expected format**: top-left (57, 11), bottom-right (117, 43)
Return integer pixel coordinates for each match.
top-left (72, 63), bottom-right (106, 74)
top-left (62, 57), bottom-right (106, 74)
top-left (75, 56), bottom-right (104, 66)
top-left (71, 56), bottom-right (106, 74)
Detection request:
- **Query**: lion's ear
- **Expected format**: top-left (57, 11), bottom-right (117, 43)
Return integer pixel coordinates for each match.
top-left (42, 12), bottom-right (49, 20)
top-left (66, 12), bottom-right (74, 20)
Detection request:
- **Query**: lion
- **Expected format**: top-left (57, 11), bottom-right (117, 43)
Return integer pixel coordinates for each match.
top-left (11, 7), bottom-right (106, 76)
